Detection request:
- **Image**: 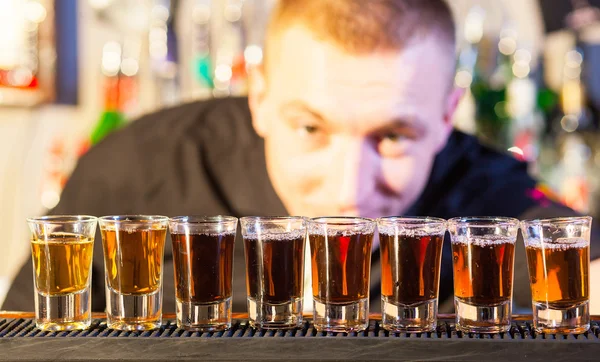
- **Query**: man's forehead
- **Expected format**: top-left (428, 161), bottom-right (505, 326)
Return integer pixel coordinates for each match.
top-left (268, 26), bottom-right (452, 70)
top-left (266, 26), bottom-right (454, 91)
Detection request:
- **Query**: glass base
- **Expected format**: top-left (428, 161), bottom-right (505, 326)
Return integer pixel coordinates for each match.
top-left (176, 298), bottom-right (231, 331)
top-left (532, 300), bottom-right (590, 334)
top-left (106, 287), bottom-right (162, 331)
top-left (455, 298), bottom-right (511, 333)
top-left (382, 297), bottom-right (437, 332)
top-left (248, 297), bottom-right (302, 329)
top-left (313, 298), bottom-right (368, 333)
top-left (35, 288), bottom-right (91, 331)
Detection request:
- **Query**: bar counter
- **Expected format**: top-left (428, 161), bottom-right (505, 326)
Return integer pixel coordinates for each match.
top-left (0, 312), bottom-right (598, 361)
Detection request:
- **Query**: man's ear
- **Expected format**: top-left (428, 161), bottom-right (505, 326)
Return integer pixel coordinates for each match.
top-left (436, 86), bottom-right (465, 152)
top-left (444, 87), bottom-right (465, 125)
top-left (248, 65), bottom-right (268, 137)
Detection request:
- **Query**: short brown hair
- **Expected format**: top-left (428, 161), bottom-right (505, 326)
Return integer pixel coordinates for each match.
top-left (266, 0), bottom-right (456, 54)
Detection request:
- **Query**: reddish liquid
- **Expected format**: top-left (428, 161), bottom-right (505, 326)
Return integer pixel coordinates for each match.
top-left (380, 233), bottom-right (443, 303)
top-left (244, 235), bottom-right (304, 303)
top-left (452, 239), bottom-right (515, 305)
top-left (171, 233), bottom-right (235, 303)
top-left (309, 232), bottom-right (373, 304)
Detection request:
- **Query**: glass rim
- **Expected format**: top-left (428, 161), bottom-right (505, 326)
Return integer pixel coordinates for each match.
top-left (26, 215), bottom-right (97, 224)
top-left (169, 215), bottom-right (237, 225)
top-left (308, 216), bottom-right (375, 226)
top-left (520, 216), bottom-right (592, 227)
top-left (377, 216), bottom-right (446, 226)
top-left (98, 215), bottom-right (169, 224)
top-left (448, 216), bottom-right (519, 228)
top-left (240, 216), bottom-right (307, 223)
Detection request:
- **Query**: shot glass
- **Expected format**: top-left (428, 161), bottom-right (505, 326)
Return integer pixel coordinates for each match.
top-left (169, 216), bottom-right (237, 331)
top-left (27, 215), bottom-right (97, 331)
top-left (307, 217), bottom-right (375, 332)
top-left (448, 217), bottom-right (519, 333)
top-left (241, 216), bottom-right (306, 329)
top-left (377, 216), bottom-right (446, 332)
top-left (99, 215), bottom-right (168, 331)
top-left (521, 216), bottom-right (592, 334)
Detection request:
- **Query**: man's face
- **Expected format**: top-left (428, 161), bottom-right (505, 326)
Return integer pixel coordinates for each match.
top-left (250, 26), bottom-right (459, 218)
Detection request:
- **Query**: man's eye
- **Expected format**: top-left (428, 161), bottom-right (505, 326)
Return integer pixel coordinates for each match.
top-left (298, 124), bottom-right (322, 136)
top-left (382, 132), bottom-right (407, 143)
top-left (377, 132), bottom-right (412, 158)
top-left (304, 125), bottom-right (319, 134)
top-left (295, 122), bottom-right (328, 150)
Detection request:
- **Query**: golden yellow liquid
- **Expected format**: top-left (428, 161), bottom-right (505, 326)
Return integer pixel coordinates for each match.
top-left (31, 233), bottom-right (94, 296)
top-left (101, 227), bottom-right (166, 294)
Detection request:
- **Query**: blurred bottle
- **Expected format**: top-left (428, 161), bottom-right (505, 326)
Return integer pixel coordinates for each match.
top-left (543, 48), bottom-right (593, 213)
top-left (90, 76), bottom-right (127, 146)
top-left (507, 61), bottom-right (545, 166)
top-left (555, 48), bottom-right (591, 133)
top-left (190, 0), bottom-right (214, 99)
top-left (455, 6), bottom-right (515, 149)
top-left (470, 34), bottom-right (514, 149)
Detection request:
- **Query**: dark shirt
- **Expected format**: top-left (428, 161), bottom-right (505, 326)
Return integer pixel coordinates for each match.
top-left (3, 97), bottom-right (595, 313)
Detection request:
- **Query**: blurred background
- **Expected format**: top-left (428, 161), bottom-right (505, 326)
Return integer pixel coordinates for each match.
top-left (1, 0), bottom-right (600, 305)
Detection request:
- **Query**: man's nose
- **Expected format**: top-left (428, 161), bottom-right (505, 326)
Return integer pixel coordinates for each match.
top-left (333, 138), bottom-right (377, 212)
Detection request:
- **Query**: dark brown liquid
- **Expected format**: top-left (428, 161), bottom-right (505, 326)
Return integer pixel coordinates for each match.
top-left (31, 233), bottom-right (94, 295)
top-left (244, 235), bottom-right (304, 303)
top-left (526, 240), bottom-right (589, 308)
top-left (102, 227), bottom-right (166, 294)
top-left (309, 232), bottom-right (373, 304)
top-left (452, 239), bottom-right (515, 305)
top-left (172, 233), bottom-right (235, 303)
top-left (380, 233), bottom-right (443, 303)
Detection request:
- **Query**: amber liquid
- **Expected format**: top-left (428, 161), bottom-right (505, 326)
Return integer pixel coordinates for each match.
top-left (172, 233), bottom-right (235, 303)
top-left (309, 232), bottom-right (373, 304)
top-left (380, 233), bottom-right (443, 303)
top-left (244, 235), bottom-right (304, 303)
top-left (31, 233), bottom-right (94, 295)
top-left (101, 227), bottom-right (167, 294)
top-left (526, 240), bottom-right (589, 309)
top-left (452, 239), bottom-right (515, 305)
